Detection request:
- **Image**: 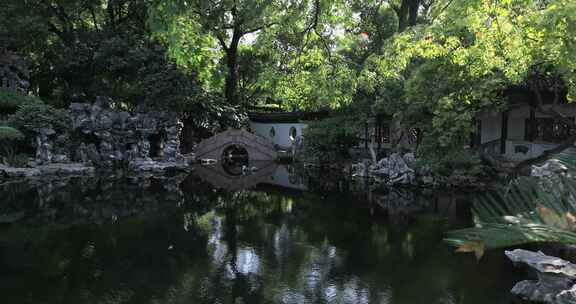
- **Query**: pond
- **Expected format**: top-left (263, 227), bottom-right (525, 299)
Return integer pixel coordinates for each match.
top-left (0, 163), bottom-right (522, 304)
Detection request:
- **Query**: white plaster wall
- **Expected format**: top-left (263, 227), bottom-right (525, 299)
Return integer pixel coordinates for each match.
top-left (505, 140), bottom-right (559, 160)
top-left (479, 105), bottom-right (576, 143)
top-left (507, 106), bottom-right (529, 141)
top-left (479, 112), bottom-right (502, 144)
top-left (249, 122), bottom-right (307, 147)
top-left (264, 165), bottom-right (308, 191)
top-left (479, 104), bottom-right (576, 160)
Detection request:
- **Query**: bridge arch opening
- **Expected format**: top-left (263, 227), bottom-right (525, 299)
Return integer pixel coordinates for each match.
top-left (222, 144), bottom-right (249, 175)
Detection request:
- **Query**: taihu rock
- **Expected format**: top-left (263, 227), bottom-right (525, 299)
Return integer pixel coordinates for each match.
top-left (505, 249), bottom-right (576, 303)
top-left (68, 100), bottom-right (186, 171)
top-left (371, 152), bottom-right (415, 185)
top-left (35, 127), bottom-right (55, 164)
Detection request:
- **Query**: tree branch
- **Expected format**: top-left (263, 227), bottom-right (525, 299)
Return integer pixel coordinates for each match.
top-left (46, 21), bottom-right (69, 45)
top-left (300, 0), bottom-right (321, 52)
top-left (431, 0), bottom-right (455, 23)
top-left (243, 22), bottom-right (278, 35)
top-left (216, 33), bottom-right (229, 51)
top-left (90, 6), bottom-right (100, 31)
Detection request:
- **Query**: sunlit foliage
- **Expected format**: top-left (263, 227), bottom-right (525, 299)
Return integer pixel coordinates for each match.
top-left (369, 0), bottom-right (576, 155)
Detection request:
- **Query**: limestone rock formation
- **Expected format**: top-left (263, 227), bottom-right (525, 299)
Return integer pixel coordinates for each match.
top-left (505, 249), bottom-right (576, 303)
top-left (352, 152), bottom-right (416, 185)
top-left (35, 127), bottom-right (55, 164)
top-left (371, 152), bottom-right (416, 185)
top-left (69, 98), bottom-right (187, 171)
top-left (0, 97), bottom-right (189, 177)
top-left (531, 159), bottom-right (568, 178)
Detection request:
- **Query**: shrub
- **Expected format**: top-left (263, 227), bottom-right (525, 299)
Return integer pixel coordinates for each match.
top-left (0, 126), bottom-right (24, 165)
top-left (414, 148), bottom-right (489, 178)
top-left (303, 115), bottom-right (361, 162)
top-left (0, 126), bottom-right (24, 141)
top-left (8, 103), bottom-right (71, 137)
top-left (0, 87), bottom-right (42, 115)
top-left (4, 154), bottom-right (29, 167)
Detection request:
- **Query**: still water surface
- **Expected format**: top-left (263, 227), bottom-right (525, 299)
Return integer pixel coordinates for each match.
top-left (0, 164), bottom-right (521, 303)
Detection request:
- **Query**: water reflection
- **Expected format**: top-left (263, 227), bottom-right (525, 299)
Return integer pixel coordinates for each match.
top-left (195, 161), bottom-right (308, 191)
top-left (0, 166), bottom-right (519, 303)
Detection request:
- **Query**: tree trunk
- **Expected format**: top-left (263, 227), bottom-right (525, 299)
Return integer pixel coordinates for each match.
top-left (225, 49), bottom-right (239, 106)
top-left (224, 26), bottom-right (242, 106)
top-left (107, 0), bottom-right (116, 28)
top-left (408, 0), bottom-right (420, 26)
top-left (398, 0), bottom-right (409, 32)
top-left (398, 0), bottom-right (419, 32)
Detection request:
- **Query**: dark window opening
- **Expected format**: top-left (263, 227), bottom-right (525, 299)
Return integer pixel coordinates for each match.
top-left (269, 127), bottom-right (276, 138)
top-left (149, 130), bottom-right (166, 159)
top-left (289, 127), bottom-right (297, 141)
top-left (524, 117), bottom-right (574, 143)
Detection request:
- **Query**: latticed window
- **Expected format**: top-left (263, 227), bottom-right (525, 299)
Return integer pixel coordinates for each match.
top-left (525, 117), bottom-right (574, 143)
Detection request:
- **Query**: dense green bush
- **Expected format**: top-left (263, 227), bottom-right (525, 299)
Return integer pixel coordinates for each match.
top-left (303, 115), bottom-right (361, 162)
top-left (8, 103), bottom-right (71, 137)
top-left (0, 94), bottom-right (71, 163)
top-left (0, 126), bottom-right (24, 141)
top-left (0, 126), bottom-right (24, 165)
top-left (0, 88), bottom-right (42, 115)
top-left (414, 148), bottom-right (489, 178)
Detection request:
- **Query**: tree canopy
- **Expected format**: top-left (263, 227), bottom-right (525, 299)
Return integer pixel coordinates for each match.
top-left (0, 0), bottom-right (200, 110)
top-left (361, 0), bottom-right (576, 160)
top-left (1, 0), bottom-right (574, 158)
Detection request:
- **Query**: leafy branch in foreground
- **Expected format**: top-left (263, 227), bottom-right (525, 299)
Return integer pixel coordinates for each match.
top-left (445, 150), bottom-right (576, 258)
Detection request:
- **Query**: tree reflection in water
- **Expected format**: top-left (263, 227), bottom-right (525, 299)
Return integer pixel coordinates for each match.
top-left (0, 169), bottom-right (519, 304)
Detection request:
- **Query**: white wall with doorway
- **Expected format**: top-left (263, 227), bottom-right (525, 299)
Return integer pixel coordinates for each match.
top-left (249, 122), bottom-right (307, 147)
top-left (478, 104), bottom-right (576, 160)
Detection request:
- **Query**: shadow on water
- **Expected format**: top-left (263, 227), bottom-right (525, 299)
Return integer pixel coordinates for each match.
top-left (0, 163), bottom-right (522, 304)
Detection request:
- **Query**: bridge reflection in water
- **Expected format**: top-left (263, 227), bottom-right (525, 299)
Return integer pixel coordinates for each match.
top-left (192, 162), bottom-right (470, 228)
top-left (193, 161), bottom-right (308, 192)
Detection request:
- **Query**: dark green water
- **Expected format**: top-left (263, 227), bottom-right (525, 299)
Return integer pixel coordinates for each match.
top-left (0, 164), bottom-right (521, 304)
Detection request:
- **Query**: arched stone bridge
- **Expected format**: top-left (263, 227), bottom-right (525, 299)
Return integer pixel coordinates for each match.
top-left (195, 129), bottom-right (278, 161)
